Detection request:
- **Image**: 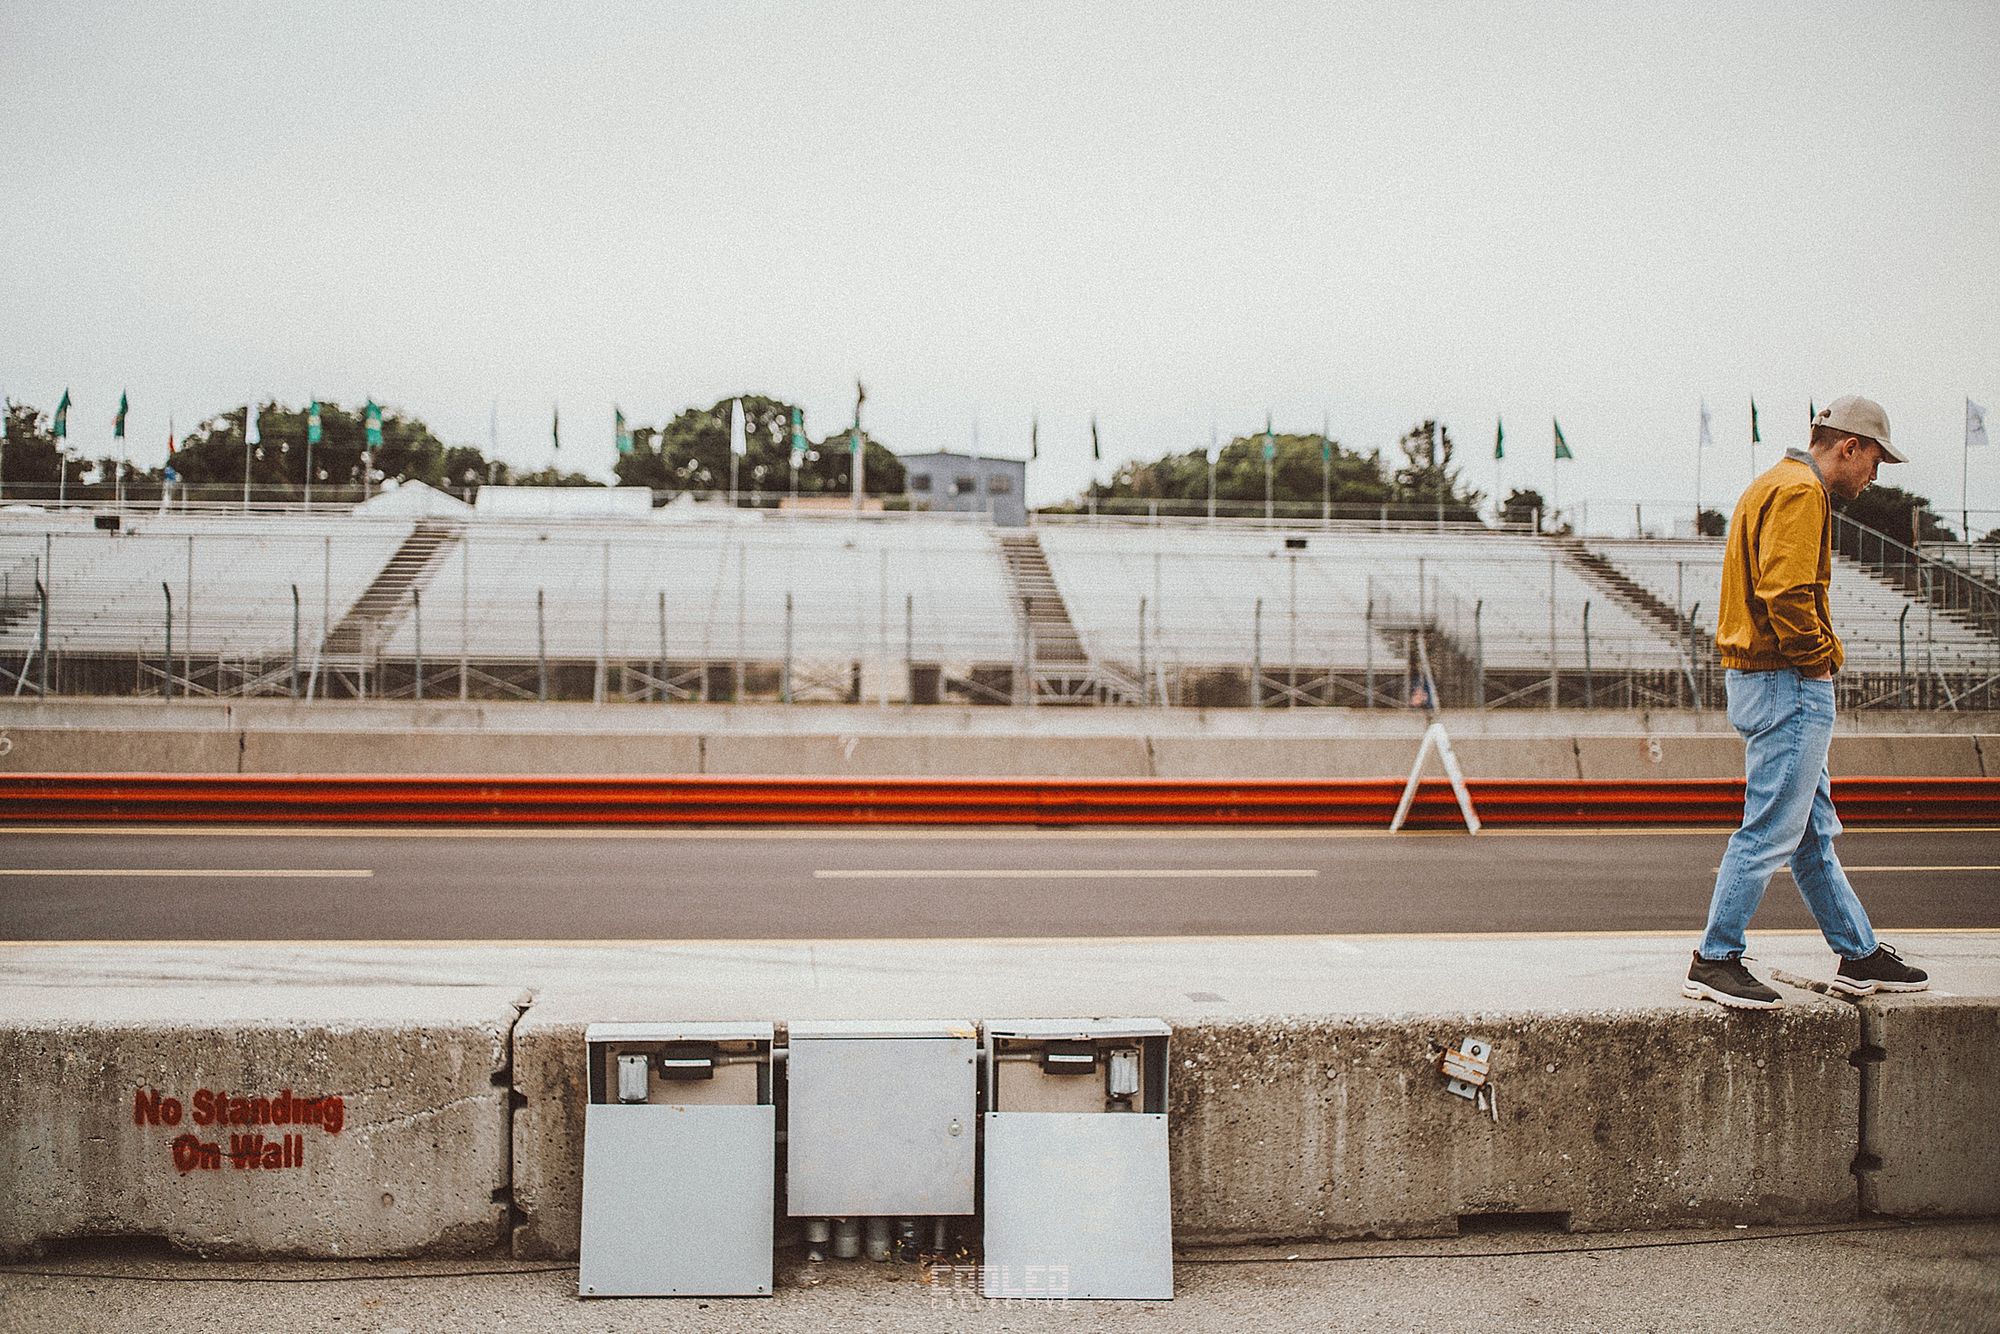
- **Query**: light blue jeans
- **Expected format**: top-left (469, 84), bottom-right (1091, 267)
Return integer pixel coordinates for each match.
top-left (1698, 668), bottom-right (1879, 961)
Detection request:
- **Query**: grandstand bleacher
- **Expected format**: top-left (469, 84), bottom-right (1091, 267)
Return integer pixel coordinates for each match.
top-left (1, 504), bottom-right (1992, 709)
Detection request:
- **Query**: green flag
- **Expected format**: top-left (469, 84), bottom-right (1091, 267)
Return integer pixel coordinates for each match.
top-left (1809, 399), bottom-right (1817, 427)
top-left (364, 399), bottom-right (383, 450)
top-left (1262, 412), bottom-right (1275, 462)
top-left (1030, 414), bottom-right (1038, 461)
top-left (615, 407), bottom-right (632, 456)
top-left (1553, 418), bottom-right (1573, 460)
top-left (1750, 398), bottom-right (1760, 444)
top-left (307, 400), bottom-right (322, 446)
top-left (1494, 418), bottom-right (1504, 461)
top-left (790, 406), bottom-right (806, 462)
top-left (1321, 412), bottom-right (1332, 464)
top-left (114, 391), bottom-right (128, 439)
top-left (1091, 415), bottom-right (1101, 461)
top-left (54, 389), bottom-right (70, 440)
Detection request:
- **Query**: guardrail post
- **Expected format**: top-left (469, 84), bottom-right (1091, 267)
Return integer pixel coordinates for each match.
top-left (162, 582), bottom-right (173, 700)
top-left (536, 587), bottom-right (548, 703)
top-left (290, 584), bottom-right (300, 699)
top-left (658, 590), bottom-right (668, 704)
top-left (903, 591), bottom-right (913, 706)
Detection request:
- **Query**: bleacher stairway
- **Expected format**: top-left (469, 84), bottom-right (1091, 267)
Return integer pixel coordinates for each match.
top-left (1558, 537), bottom-right (1709, 670)
top-left (323, 521), bottom-right (464, 657)
top-left (997, 532), bottom-right (1141, 704)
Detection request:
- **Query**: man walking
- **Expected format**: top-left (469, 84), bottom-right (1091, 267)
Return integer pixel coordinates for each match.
top-left (1684, 395), bottom-right (1931, 1009)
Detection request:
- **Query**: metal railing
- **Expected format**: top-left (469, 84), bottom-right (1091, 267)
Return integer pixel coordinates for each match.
top-left (2, 512), bottom-right (1993, 710)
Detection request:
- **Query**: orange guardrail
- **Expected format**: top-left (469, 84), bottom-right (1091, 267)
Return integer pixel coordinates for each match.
top-left (0, 774), bottom-right (1993, 828)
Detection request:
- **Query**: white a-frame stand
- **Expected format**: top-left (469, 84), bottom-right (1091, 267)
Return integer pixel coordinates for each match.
top-left (1388, 722), bottom-right (1481, 834)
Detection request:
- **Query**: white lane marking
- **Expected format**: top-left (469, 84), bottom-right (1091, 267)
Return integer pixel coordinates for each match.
top-left (1710, 865), bottom-right (1999, 874)
top-left (0, 868), bottom-right (373, 878)
top-left (813, 868), bottom-right (1318, 881)
top-left (5, 927), bottom-right (1995, 949)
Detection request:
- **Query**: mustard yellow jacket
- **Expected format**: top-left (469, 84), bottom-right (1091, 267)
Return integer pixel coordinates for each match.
top-left (1715, 454), bottom-right (1844, 675)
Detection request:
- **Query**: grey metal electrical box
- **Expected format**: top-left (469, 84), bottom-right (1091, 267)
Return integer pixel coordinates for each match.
top-left (579, 1022), bottom-right (776, 1298)
top-left (785, 1019), bottom-right (978, 1217)
top-left (980, 1018), bottom-right (1173, 1301)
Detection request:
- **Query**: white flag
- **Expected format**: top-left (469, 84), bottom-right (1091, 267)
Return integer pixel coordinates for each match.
top-left (729, 398), bottom-right (747, 457)
top-left (1698, 399), bottom-right (1712, 448)
top-left (1970, 398), bottom-right (1990, 450)
top-left (245, 403), bottom-right (261, 446)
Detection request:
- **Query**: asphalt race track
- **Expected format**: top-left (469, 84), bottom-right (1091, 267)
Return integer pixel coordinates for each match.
top-left (0, 824), bottom-right (1994, 941)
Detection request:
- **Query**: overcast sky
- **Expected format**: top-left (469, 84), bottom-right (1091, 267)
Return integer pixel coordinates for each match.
top-left (3, 2), bottom-right (1996, 526)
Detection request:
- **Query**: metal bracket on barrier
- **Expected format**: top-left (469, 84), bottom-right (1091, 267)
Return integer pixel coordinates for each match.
top-left (1389, 722), bottom-right (1482, 834)
top-left (1440, 1036), bottom-right (1499, 1122)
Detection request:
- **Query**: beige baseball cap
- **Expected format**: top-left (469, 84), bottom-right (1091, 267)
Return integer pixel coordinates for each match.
top-left (1814, 395), bottom-right (1907, 463)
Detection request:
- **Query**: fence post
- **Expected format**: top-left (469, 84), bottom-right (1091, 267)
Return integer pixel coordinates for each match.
top-left (290, 584), bottom-right (300, 699)
top-left (162, 582), bottom-right (173, 700)
top-left (1364, 581), bottom-right (1375, 708)
top-left (658, 590), bottom-right (668, 703)
top-left (1547, 555), bottom-right (1559, 710)
top-left (1251, 597), bottom-right (1263, 708)
top-left (1473, 599), bottom-right (1485, 709)
top-left (412, 588), bottom-right (423, 702)
top-left (904, 591), bottom-right (913, 706)
top-left (36, 578), bottom-right (48, 696)
top-left (1137, 596), bottom-right (1148, 706)
top-left (459, 532), bottom-right (470, 701)
top-left (1024, 596), bottom-right (1036, 707)
top-left (783, 592), bottom-right (795, 704)
top-left (1581, 600), bottom-right (1594, 708)
top-left (536, 588), bottom-right (548, 703)
top-left (596, 540), bottom-right (610, 705)
top-left (1897, 603), bottom-right (1910, 708)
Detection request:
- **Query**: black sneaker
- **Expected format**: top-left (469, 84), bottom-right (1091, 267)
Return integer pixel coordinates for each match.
top-left (1830, 944), bottom-right (1930, 997)
top-left (1683, 952), bottom-right (1784, 1010)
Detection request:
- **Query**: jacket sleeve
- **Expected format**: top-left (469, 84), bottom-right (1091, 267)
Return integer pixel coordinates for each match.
top-left (1753, 485), bottom-right (1838, 674)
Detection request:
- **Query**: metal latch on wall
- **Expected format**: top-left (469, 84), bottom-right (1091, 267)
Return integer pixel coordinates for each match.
top-left (1439, 1035), bottom-right (1498, 1123)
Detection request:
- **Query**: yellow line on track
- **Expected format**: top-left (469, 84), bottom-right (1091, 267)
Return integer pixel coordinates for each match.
top-left (3, 825), bottom-right (1996, 841)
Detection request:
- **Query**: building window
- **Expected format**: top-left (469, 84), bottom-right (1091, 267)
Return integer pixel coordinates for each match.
top-left (986, 474), bottom-right (1013, 495)
top-left (909, 474), bottom-right (932, 493)
top-left (953, 475), bottom-right (977, 496)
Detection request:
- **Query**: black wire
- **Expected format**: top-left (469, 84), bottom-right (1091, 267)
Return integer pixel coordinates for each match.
top-left (0, 1263), bottom-right (578, 1284)
top-left (1181, 1219), bottom-right (1946, 1265)
top-left (0, 1219), bottom-right (1970, 1284)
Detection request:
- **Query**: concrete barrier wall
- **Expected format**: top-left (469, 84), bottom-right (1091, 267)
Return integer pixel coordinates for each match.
top-left (1166, 1006), bottom-right (1857, 1242)
top-left (1856, 996), bottom-right (2000, 1218)
top-left (3, 988), bottom-right (1991, 1260)
top-left (3, 725), bottom-right (1987, 780)
top-left (0, 986), bottom-right (523, 1260)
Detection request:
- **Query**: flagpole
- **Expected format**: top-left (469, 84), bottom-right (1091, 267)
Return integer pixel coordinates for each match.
top-left (243, 404), bottom-right (254, 512)
top-left (1965, 397), bottom-right (1971, 549)
top-left (1320, 410), bottom-right (1330, 523)
top-left (1207, 421), bottom-right (1217, 525)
